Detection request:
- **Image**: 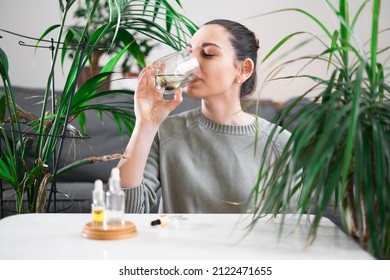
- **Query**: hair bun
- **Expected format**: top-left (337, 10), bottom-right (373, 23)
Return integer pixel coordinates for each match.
top-left (255, 36), bottom-right (260, 49)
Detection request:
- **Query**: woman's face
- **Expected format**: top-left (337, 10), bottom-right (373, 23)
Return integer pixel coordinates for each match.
top-left (185, 24), bottom-right (240, 98)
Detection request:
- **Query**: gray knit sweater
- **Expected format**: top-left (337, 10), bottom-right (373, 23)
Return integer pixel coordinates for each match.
top-left (124, 108), bottom-right (291, 213)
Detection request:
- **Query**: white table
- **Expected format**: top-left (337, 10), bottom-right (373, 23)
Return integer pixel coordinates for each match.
top-left (0, 213), bottom-right (373, 260)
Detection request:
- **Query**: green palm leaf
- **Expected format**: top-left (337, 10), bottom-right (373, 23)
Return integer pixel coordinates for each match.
top-left (253, 0), bottom-right (389, 259)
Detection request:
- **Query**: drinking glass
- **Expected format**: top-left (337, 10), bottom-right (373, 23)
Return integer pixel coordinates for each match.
top-left (152, 50), bottom-right (199, 94)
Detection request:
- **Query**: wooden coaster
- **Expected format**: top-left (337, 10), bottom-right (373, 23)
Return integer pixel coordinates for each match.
top-left (82, 220), bottom-right (137, 240)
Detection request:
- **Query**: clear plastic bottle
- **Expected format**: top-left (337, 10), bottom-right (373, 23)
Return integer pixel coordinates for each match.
top-left (106, 167), bottom-right (125, 226)
top-left (91, 179), bottom-right (105, 227)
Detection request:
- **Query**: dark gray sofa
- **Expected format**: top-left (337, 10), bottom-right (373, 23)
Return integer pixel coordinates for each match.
top-left (0, 86), bottom-right (283, 218)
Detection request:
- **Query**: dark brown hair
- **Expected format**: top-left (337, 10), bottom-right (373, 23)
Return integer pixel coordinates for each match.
top-left (205, 19), bottom-right (259, 97)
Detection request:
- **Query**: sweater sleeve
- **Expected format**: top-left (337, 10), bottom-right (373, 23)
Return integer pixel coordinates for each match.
top-left (123, 135), bottom-right (161, 213)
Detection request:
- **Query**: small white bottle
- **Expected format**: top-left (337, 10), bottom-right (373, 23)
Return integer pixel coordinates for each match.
top-left (91, 179), bottom-right (106, 227)
top-left (106, 167), bottom-right (125, 226)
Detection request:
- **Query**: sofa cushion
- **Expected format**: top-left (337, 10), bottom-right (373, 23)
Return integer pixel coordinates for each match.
top-left (241, 99), bottom-right (281, 122)
top-left (0, 182), bottom-right (94, 217)
top-left (279, 97), bottom-right (313, 132)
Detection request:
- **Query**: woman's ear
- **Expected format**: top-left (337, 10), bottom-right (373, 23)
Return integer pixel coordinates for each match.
top-left (236, 58), bottom-right (254, 84)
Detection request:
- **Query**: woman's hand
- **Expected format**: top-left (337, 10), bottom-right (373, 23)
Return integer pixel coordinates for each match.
top-left (118, 66), bottom-right (183, 187)
top-left (134, 66), bottom-right (183, 128)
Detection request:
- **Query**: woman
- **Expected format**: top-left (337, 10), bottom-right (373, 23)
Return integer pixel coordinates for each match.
top-left (118, 19), bottom-right (291, 213)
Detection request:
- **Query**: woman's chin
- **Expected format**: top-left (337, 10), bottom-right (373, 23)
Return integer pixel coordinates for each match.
top-left (185, 87), bottom-right (199, 98)
top-left (186, 81), bottom-right (202, 96)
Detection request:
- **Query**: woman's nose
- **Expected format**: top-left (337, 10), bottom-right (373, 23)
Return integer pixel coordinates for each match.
top-left (188, 51), bottom-right (201, 67)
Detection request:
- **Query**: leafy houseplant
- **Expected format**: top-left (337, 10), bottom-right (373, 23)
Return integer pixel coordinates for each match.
top-left (253, 0), bottom-right (389, 259)
top-left (71, 0), bottom-right (158, 77)
top-left (0, 0), bottom-right (197, 214)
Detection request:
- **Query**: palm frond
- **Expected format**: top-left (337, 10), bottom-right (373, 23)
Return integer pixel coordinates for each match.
top-left (254, 0), bottom-right (390, 259)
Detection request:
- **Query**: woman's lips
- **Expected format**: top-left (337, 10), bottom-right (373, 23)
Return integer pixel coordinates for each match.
top-left (190, 75), bottom-right (201, 84)
top-left (187, 79), bottom-right (200, 89)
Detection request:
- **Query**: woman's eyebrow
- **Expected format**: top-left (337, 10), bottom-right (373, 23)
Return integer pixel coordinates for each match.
top-left (186, 43), bottom-right (222, 49)
top-left (201, 42), bottom-right (222, 49)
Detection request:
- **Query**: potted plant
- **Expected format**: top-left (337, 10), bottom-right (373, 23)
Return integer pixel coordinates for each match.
top-left (0, 0), bottom-right (197, 214)
top-left (70, 0), bottom-right (159, 86)
top-left (252, 0), bottom-right (389, 259)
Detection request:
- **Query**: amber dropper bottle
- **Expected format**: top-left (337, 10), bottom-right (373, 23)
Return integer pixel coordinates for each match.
top-left (91, 179), bottom-right (106, 227)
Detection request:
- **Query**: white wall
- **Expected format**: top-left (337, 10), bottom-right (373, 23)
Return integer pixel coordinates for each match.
top-left (1, 0), bottom-right (389, 101)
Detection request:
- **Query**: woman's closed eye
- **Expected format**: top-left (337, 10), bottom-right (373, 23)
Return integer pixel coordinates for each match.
top-left (201, 50), bottom-right (215, 58)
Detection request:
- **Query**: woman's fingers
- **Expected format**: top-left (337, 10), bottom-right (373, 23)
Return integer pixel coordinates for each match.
top-left (134, 65), bottom-right (183, 124)
top-left (138, 66), bottom-right (149, 78)
top-left (135, 68), bottom-right (148, 94)
top-left (136, 67), bottom-right (155, 98)
top-left (165, 88), bottom-right (183, 112)
top-left (145, 67), bottom-right (154, 88)
top-left (136, 66), bottom-right (162, 98)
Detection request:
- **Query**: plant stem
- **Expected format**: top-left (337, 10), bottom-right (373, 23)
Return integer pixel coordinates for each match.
top-left (360, 194), bottom-right (368, 244)
top-left (347, 177), bottom-right (358, 236)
